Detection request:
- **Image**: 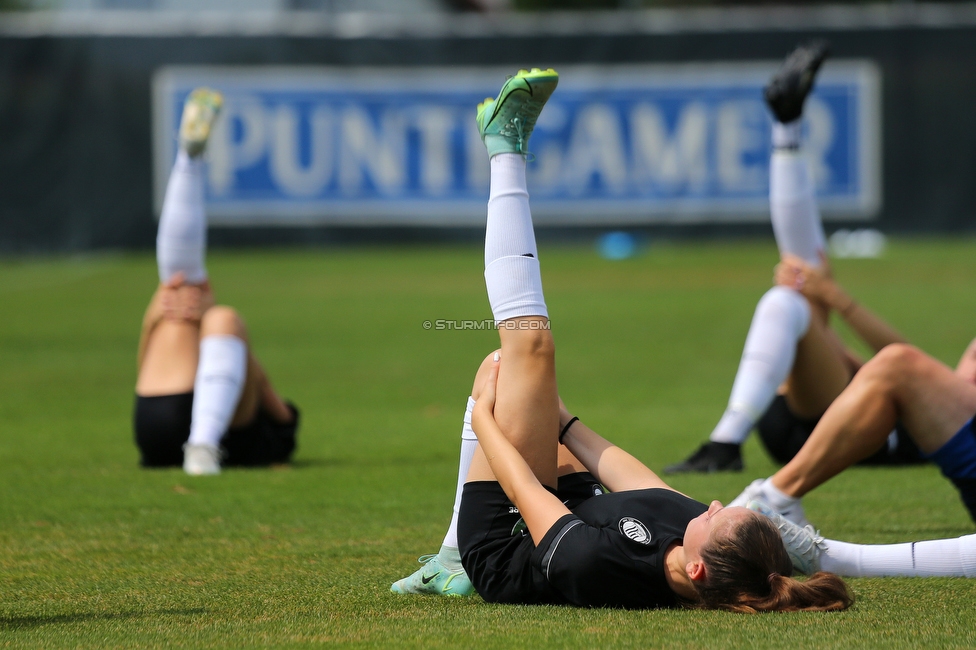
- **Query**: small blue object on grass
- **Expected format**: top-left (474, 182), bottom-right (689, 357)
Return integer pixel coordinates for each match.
top-left (598, 231), bottom-right (638, 260)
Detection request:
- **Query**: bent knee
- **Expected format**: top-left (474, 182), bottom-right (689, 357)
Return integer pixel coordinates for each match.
top-left (756, 286), bottom-right (811, 337)
top-left (200, 305), bottom-right (247, 338)
top-left (871, 343), bottom-right (925, 371)
top-left (501, 326), bottom-right (555, 361)
top-left (862, 343), bottom-right (928, 382)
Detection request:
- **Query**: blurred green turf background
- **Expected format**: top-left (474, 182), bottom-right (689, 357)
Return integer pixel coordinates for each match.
top-left (2, 239), bottom-right (975, 648)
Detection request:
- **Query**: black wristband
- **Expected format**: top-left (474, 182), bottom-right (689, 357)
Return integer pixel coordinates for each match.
top-left (559, 417), bottom-right (579, 444)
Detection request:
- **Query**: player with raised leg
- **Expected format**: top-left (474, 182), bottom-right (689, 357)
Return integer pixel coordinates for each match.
top-left (134, 88), bottom-right (299, 476)
top-left (666, 42), bottom-right (916, 474)
top-left (394, 68), bottom-right (851, 611)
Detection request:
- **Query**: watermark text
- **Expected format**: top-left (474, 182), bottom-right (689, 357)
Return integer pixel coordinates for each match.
top-left (422, 319), bottom-right (551, 331)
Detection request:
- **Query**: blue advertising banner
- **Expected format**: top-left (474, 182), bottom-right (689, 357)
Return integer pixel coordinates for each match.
top-left (153, 63), bottom-right (880, 226)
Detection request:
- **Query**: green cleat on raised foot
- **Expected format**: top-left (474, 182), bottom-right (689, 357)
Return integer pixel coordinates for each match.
top-left (391, 551), bottom-right (474, 597)
top-left (476, 68), bottom-right (558, 158)
top-left (179, 87), bottom-right (223, 158)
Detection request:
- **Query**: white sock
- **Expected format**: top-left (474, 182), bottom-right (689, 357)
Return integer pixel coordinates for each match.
top-left (157, 149), bottom-right (208, 285)
top-left (770, 147), bottom-right (826, 268)
top-left (710, 286), bottom-right (811, 445)
top-left (187, 335), bottom-right (248, 448)
top-left (772, 119), bottom-right (802, 150)
top-left (760, 477), bottom-right (801, 511)
top-left (442, 397), bottom-right (478, 552)
top-left (483, 154), bottom-right (547, 322)
top-left (821, 534), bottom-right (976, 578)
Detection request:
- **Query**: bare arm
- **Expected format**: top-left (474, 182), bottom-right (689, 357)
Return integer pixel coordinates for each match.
top-left (470, 356), bottom-right (571, 546)
top-left (558, 405), bottom-right (679, 495)
top-left (777, 253), bottom-right (906, 353)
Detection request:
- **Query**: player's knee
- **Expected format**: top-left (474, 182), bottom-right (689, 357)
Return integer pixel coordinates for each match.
top-left (872, 343), bottom-right (924, 370)
top-left (756, 286), bottom-right (811, 337)
top-left (866, 343), bottom-right (926, 384)
top-left (509, 328), bottom-right (555, 363)
top-left (200, 305), bottom-right (247, 338)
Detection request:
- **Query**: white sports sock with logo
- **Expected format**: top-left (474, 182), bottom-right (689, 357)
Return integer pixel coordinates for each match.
top-left (157, 149), bottom-right (208, 285)
top-left (441, 397), bottom-right (478, 560)
top-left (709, 286), bottom-right (811, 445)
top-left (820, 534), bottom-right (976, 577)
top-left (770, 144), bottom-right (826, 268)
top-left (483, 153), bottom-right (547, 322)
top-left (187, 335), bottom-right (248, 448)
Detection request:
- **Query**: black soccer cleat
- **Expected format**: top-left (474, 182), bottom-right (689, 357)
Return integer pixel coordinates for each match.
top-left (663, 441), bottom-right (743, 474)
top-left (764, 41), bottom-right (831, 124)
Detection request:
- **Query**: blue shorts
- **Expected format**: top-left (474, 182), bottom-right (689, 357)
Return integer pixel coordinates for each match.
top-left (926, 416), bottom-right (976, 523)
top-left (927, 416), bottom-right (976, 479)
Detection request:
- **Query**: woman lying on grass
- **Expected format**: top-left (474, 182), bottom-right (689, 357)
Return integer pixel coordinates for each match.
top-left (399, 67), bottom-right (852, 612)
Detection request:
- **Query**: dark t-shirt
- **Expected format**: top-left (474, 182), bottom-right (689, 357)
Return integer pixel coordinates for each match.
top-left (531, 488), bottom-right (708, 609)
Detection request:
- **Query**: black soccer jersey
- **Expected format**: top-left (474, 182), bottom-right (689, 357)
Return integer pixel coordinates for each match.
top-left (530, 488), bottom-right (708, 609)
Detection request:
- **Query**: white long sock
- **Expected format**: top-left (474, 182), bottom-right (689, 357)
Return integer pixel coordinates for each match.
top-left (483, 154), bottom-right (547, 322)
top-left (710, 286), bottom-right (811, 444)
top-left (821, 534), bottom-right (976, 577)
top-left (441, 397), bottom-right (478, 555)
top-left (770, 141), bottom-right (826, 268)
top-left (187, 335), bottom-right (248, 448)
top-left (157, 149), bottom-right (208, 284)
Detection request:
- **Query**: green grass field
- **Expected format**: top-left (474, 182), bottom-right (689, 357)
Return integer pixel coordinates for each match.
top-left (3, 239), bottom-right (976, 648)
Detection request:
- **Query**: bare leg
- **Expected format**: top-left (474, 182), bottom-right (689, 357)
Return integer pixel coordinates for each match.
top-left (466, 321), bottom-right (559, 488)
top-left (782, 306), bottom-right (852, 418)
top-left (136, 322), bottom-right (200, 397)
top-left (773, 344), bottom-right (976, 497)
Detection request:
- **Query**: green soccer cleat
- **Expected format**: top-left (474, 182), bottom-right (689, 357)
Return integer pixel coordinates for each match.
top-left (179, 87), bottom-right (224, 158)
top-left (476, 68), bottom-right (559, 159)
top-left (390, 551), bottom-right (474, 597)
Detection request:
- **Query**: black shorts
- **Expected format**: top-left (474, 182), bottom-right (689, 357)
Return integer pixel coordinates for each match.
top-left (457, 472), bottom-right (605, 605)
top-left (133, 392), bottom-right (299, 468)
top-left (755, 394), bottom-right (924, 466)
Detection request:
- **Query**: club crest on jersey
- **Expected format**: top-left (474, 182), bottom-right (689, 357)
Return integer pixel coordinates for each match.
top-left (618, 517), bottom-right (651, 545)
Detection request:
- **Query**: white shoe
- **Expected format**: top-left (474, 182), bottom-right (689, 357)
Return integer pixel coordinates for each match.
top-left (747, 499), bottom-right (825, 575)
top-left (179, 87), bottom-right (223, 157)
top-left (729, 478), bottom-right (810, 528)
top-left (183, 443), bottom-right (222, 475)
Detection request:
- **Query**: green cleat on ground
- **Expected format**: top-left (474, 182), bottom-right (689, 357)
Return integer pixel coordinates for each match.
top-left (476, 67), bottom-right (559, 158)
top-left (179, 87), bottom-right (224, 158)
top-left (390, 550), bottom-right (474, 597)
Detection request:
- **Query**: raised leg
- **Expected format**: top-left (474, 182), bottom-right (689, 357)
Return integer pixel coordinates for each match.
top-left (767, 42), bottom-right (830, 268)
top-left (666, 43), bottom-right (832, 474)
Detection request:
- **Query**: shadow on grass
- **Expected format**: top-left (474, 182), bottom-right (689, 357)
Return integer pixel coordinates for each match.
top-left (0, 607), bottom-right (206, 630)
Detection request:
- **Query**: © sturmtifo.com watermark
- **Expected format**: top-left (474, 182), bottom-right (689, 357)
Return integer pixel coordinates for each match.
top-left (423, 319), bottom-right (551, 331)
